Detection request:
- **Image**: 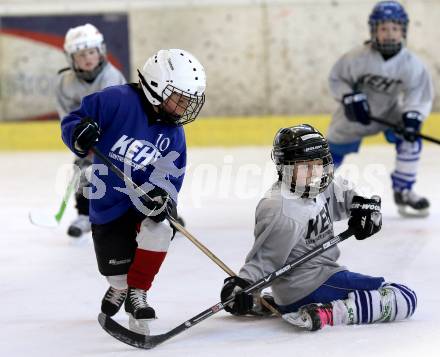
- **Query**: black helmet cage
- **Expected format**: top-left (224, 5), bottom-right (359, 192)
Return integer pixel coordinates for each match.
top-left (370, 19), bottom-right (407, 57)
top-left (138, 69), bottom-right (205, 126)
top-left (368, 1), bottom-right (409, 57)
top-left (271, 126), bottom-right (334, 198)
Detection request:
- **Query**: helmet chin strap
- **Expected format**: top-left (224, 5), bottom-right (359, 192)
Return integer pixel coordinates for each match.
top-left (74, 58), bottom-right (106, 82)
top-left (374, 40), bottom-right (403, 58)
top-left (149, 99), bottom-right (184, 125)
top-left (157, 106), bottom-right (183, 123)
top-left (138, 70), bottom-right (163, 104)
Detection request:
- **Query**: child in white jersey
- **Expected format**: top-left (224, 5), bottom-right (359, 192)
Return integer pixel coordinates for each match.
top-left (327, 1), bottom-right (434, 218)
top-left (55, 23), bottom-right (126, 237)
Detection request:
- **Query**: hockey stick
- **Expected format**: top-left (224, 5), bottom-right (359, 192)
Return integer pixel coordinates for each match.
top-left (351, 81), bottom-right (440, 145)
top-left (98, 228), bottom-right (354, 349)
top-left (369, 116), bottom-right (440, 145)
top-left (91, 147), bottom-right (279, 315)
top-left (29, 169), bottom-right (80, 228)
top-left (91, 147), bottom-right (237, 272)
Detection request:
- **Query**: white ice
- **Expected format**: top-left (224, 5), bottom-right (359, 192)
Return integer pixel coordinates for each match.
top-left (1, 145), bottom-right (439, 357)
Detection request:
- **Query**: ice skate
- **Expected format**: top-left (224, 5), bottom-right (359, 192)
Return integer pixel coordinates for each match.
top-left (282, 303), bottom-right (333, 331)
top-left (101, 286), bottom-right (127, 316)
top-left (67, 214), bottom-right (91, 237)
top-left (394, 189), bottom-right (429, 218)
top-left (125, 287), bottom-right (156, 335)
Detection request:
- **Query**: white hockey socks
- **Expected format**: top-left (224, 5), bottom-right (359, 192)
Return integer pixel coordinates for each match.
top-left (106, 274), bottom-right (128, 290)
top-left (391, 139), bottom-right (421, 191)
top-left (332, 283), bottom-right (417, 325)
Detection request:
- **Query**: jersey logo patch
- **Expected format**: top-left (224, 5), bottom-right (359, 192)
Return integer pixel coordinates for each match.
top-left (305, 201), bottom-right (333, 243)
top-left (358, 74), bottom-right (402, 93)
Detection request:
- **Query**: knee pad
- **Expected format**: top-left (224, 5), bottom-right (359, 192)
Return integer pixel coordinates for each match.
top-left (137, 218), bottom-right (173, 252)
top-left (396, 137), bottom-right (422, 157)
top-left (378, 283), bottom-right (417, 322)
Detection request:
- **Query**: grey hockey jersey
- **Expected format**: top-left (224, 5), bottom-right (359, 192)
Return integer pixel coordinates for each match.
top-left (327, 43), bottom-right (434, 143)
top-left (329, 43), bottom-right (434, 120)
top-left (239, 176), bottom-right (357, 306)
top-left (55, 62), bottom-right (126, 119)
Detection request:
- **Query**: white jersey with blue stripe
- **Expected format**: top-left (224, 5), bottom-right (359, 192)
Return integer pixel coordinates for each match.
top-left (327, 43), bottom-right (434, 143)
top-left (329, 43), bottom-right (434, 120)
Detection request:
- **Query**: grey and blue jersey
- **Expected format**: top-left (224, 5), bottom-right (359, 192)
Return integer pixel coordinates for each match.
top-left (239, 176), bottom-right (357, 306)
top-left (327, 43), bottom-right (434, 143)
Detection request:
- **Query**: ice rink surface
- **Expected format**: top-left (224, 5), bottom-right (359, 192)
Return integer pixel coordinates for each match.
top-left (1, 144), bottom-right (439, 357)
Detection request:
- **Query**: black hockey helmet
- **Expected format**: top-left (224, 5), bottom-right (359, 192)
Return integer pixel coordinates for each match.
top-left (272, 124), bottom-right (334, 198)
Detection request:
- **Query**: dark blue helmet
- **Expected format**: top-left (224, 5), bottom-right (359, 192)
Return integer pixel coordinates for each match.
top-left (368, 1), bottom-right (409, 57)
top-left (369, 1), bottom-right (408, 25)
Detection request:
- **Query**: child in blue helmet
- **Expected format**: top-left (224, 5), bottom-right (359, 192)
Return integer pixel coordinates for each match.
top-left (327, 1), bottom-right (434, 217)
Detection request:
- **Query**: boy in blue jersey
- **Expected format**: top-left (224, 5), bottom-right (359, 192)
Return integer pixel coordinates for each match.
top-left (61, 49), bottom-right (206, 334)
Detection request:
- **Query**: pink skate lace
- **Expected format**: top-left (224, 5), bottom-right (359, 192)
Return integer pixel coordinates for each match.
top-left (316, 306), bottom-right (333, 328)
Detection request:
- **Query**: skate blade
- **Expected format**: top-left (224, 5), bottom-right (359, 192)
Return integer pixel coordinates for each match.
top-left (397, 205), bottom-right (429, 218)
top-left (127, 313), bottom-right (156, 335)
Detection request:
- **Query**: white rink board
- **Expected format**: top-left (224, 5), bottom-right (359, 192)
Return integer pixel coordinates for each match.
top-left (1, 145), bottom-right (439, 357)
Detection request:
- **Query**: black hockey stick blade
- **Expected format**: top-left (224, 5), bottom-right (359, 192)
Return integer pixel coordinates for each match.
top-left (98, 313), bottom-right (167, 349)
top-left (98, 297), bottom-right (225, 350)
top-left (98, 229), bottom-right (354, 349)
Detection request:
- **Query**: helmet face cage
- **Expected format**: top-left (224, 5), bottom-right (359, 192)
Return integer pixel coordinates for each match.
top-left (279, 153), bottom-right (334, 199)
top-left (368, 1), bottom-right (409, 56)
top-left (64, 25), bottom-right (107, 81)
top-left (73, 57), bottom-right (106, 82)
top-left (159, 84), bottom-right (205, 126)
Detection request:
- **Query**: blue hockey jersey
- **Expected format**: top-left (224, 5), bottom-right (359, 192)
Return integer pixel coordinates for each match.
top-left (61, 84), bottom-right (186, 224)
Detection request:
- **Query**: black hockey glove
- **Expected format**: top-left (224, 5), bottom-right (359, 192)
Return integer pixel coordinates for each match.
top-left (220, 276), bottom-right (253, 316)
top-left (142, 186), bottom-right (173, 223)
top-left (398, 111), bottom-right (423, 143)
top-left (72, 117), bottom-right (101, 156)
top-left (342, 92), bottom-right (371, 125)
top-left (348, 195), bottom-right (382, 240)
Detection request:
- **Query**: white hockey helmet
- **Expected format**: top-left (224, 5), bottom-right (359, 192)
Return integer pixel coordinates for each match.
top-left (138, 49), bottom-right (206, 126)
top-left (64, 23), bottom-right (106, 56)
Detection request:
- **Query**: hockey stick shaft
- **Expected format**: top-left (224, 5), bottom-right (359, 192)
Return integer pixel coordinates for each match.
top-left (91, 147), bottom-right (279, 315)
top-left (167, 228), bottom-right (354, 341)
top-left (351, 81), bottom-right (440, 145)
top-left (369, 116), bottom-right (440, 145)
top-left (91, 147), bottom-right (233, 272)
top-left (29, 168), bottom-right (80, 228)
top-left (99, 228), bottom-right (353, 348)
top-left (54, 170), bottom-right (80, 222)
top-left (166, 216), bottom-right (279, 315)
